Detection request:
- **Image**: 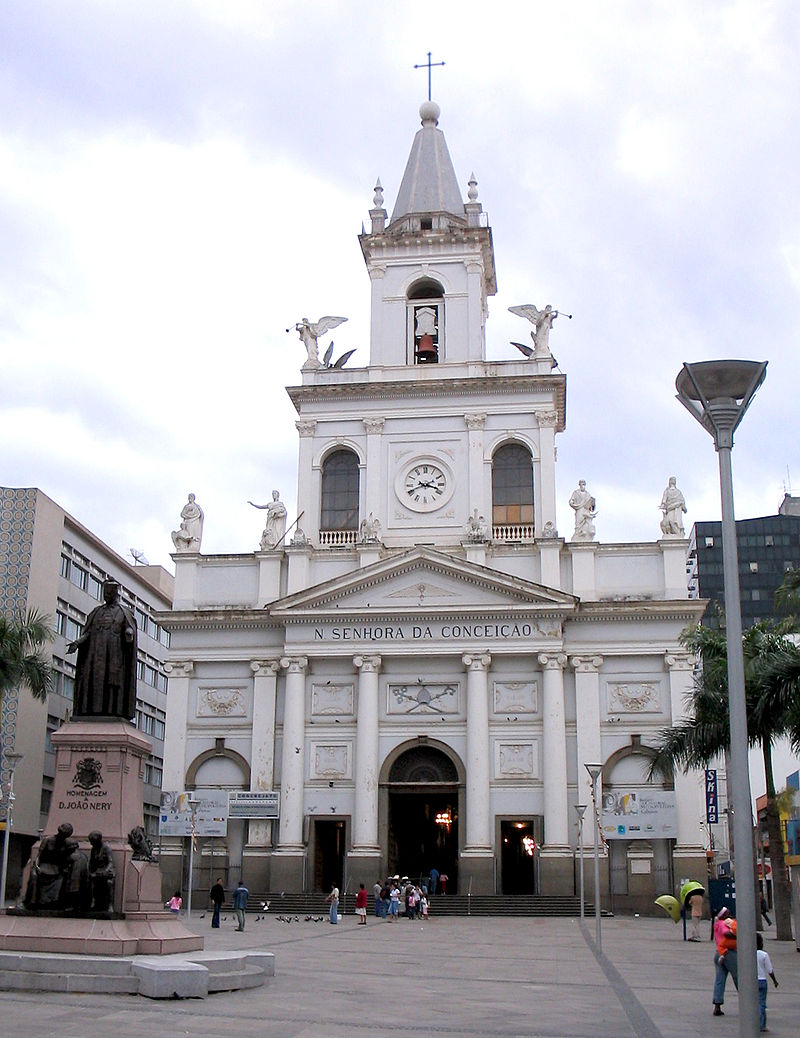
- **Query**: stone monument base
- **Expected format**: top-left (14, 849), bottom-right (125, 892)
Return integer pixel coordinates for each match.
top-left (0, 913), bottom-right (203, 955)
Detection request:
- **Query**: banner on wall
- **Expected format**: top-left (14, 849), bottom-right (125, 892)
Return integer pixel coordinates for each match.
top-left (601, 789), bottom-right (678, 840)
top-left (158, 789), bottom-right (229, 837)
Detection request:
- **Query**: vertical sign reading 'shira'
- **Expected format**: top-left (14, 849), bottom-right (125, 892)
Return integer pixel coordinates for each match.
top-left (705, 769), bottom-right (718, 824)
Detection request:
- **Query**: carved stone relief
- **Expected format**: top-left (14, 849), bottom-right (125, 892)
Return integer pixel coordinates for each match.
top-left (196, 687), bottom-right (247, 717)
top-left (495, 741), bottom-right (537, 778)
top-left (493, 681), bottom-right (538, 715)
top-left (310, 743), bottom-right (351, 780)
top-left (606, 681), bottom-right (661, 714)
top-left (388, 682), bottom-right (459, 715)
top-left (311, 683), bottom-right (355, 716)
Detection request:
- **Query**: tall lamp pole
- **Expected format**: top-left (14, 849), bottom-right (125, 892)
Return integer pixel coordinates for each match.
top-left (575, 803), bottom-right (587, 920)
top-left (0, 751), bottom-right (24, 913)
top-left (676, 359), bottom-right (766, 1038)
top-left (186, 796), bottom-right (199, 921)
top-left (585, 763), bottom-right (603, 950)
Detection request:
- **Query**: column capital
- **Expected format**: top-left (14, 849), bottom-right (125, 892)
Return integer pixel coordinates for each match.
top-left (464, 412), bottom-right (487, 431)
top-left (363, 418), bottom-right (385, 435)
top-left (164, 660), bottom-right (193, 677)
top-left (251, 659), bottom-right (281, 676)
top-left (665, 652), bottom-right (695, 672)
top-left (295, 420), bottom-right (317, 437)
top-left (570, 655), bottom-right (603, 673)
top-left (538, 652), bottom-right (567, 671)
top-left (280, 656), bottom-right (309, 674)
top-left (462, 652), bottom-right (491, 671)
top-left (353, 654), bottom-right (382, 673)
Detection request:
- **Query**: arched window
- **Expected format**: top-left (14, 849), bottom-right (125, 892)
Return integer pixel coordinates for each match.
top-left (407, 278), bottom-right (443, 364)
top-left (320, 449), bottom-right (359, 534)
top-left (492, 444), bottom-right (534, 534)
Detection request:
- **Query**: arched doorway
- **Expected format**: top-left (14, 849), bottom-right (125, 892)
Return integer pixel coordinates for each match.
top-left (384, 744), bottom-right (461, 891)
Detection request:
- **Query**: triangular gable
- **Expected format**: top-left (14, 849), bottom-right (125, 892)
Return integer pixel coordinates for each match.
top-left (268, 546), bottom-right (576, 620)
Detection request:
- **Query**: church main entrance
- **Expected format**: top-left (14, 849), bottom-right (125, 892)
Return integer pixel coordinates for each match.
top-left (386, 746), bottom-right (460, 892)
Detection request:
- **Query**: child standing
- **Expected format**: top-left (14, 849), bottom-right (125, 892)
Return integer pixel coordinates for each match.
top-left (756, 932), bottom-right (778, 1032)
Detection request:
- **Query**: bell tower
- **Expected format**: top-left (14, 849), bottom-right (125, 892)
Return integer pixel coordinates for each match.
top-left (359, 101), bottom-right (496, 368)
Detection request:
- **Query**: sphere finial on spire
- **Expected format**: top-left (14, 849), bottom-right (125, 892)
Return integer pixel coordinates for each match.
top-left (467, 173), bottom-right (479, 202)
top-left (420, 100), bottom-right (440, 126)
top-left (373, 178), bottom-right (384, 208)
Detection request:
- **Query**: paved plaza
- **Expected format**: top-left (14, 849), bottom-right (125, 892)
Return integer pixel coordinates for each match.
top-left (1, 912), bottom-right (798, 1037)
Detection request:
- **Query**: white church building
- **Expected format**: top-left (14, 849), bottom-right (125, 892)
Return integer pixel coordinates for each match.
top-left (161, 101), bottom-right (707, 911)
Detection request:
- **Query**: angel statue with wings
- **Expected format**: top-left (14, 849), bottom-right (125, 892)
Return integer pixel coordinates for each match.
top-left (508, 304), bottom-right (567, 356)
top-left (294, 315), bottom-right (348, 368)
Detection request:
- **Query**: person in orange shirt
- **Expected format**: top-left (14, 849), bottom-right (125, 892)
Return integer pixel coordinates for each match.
top-left (712, 907), bottom-right (738, 1015)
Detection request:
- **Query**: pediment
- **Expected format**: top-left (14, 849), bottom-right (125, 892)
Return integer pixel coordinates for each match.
top-left (268, 546), bottom-right (576, 621)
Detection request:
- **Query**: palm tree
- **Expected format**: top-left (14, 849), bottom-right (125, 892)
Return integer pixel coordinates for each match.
top-left (0, 610), bottom-right (53, 705)
top-left (649, 620), bottom-right (799, 941)
top-left (775, 565), bottom-right (800, 622)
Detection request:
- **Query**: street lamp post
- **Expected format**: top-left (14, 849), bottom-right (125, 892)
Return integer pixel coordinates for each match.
top-left (575, 803), bottom-right (587, 920)
top-left (0, 751), bottom-right (24, 914)
top-left (186, 796), bottom-right (199, 921)
top-left (676, 359), bottom-right (766, 1038)
top-left (584, 763), bottom-right (603, 950)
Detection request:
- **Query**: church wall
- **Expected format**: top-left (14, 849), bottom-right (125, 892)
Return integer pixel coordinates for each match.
top-left (194, 559), bottom-right (260, 607)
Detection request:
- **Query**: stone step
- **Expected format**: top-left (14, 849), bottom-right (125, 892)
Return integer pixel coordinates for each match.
top-left (0, 969), bottom-right (139, 994)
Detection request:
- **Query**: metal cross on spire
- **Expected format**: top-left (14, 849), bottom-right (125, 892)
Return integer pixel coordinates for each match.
top-left (414, 51), bottom-right (445, 101)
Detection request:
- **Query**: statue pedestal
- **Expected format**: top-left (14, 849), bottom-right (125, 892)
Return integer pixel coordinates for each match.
top-left (0, 719), bottom-right (203, 955)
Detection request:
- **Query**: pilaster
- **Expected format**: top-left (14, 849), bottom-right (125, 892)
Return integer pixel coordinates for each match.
top-left (352, 654), bottom-right (382, 852)
top-left (538, 653), bottom-right (569, 848)
top-left (248, 659), bottom-right (281, 846)
top-left (277, 656), bottom-right (308, 851)
top-left (660, 538), bottom-right (690, 599)
top-left (665, 652), bottom-right (705, 853)
top-left (570, 655), bottom-right (604, 843)
top-left (462, 653), bottom-right (492, 851)
top-left (162, 661), bottom-right (193, 791)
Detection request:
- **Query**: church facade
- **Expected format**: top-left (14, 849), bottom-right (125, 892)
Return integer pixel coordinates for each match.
top-left (161, 102), bottom-right (706, 911)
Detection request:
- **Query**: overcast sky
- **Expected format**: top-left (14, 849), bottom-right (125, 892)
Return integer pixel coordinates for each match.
top-left (2, 1), bottom-right (798, 568)
top-left (2, 1), bottom-right (799, 798)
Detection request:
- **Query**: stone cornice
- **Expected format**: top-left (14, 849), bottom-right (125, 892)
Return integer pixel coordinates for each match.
top-left (287, 373), bottom-right (566, 431)
top-left (573, 599), bottom-right (707, 622)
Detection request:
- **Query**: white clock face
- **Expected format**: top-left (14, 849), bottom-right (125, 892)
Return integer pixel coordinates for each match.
top-left (398, 459), bottom-right (453, 512)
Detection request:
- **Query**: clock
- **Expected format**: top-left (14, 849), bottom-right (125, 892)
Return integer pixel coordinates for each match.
top-left (396, 458), bottom-right (454, 512)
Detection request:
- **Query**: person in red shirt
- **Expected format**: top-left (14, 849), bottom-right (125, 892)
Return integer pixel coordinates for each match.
top-left (712, 907), bottom-right (738, 1015)
top-left (355, 883), bottom-right (368, 925)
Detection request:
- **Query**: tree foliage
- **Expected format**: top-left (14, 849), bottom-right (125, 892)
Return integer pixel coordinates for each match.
top-left (0, 609), bottom-right (53, 703)
top-left (650, 619), bottom-right (800, 941)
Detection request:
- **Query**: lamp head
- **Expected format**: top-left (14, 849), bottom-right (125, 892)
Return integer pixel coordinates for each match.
top-left (675, 360), bottom-right (766, 449)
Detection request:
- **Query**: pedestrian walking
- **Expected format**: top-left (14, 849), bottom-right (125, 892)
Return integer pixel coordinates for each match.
top-left (756, 932), bottom-right (778, 1032)
top-left (712, 907), bottom-right (738, 1016)
top-left (232, 880), bottom-right (249, 931)
top-left (355, 882), bottom-right (368, 925)
top-left (209, 876), bottom-right (224, 928)
top-left (760, 894), bottom-right (772, 926)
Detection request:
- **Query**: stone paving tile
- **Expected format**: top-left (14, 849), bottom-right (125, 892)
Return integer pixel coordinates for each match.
top-left (0, 915), bottom-right (797, 1038)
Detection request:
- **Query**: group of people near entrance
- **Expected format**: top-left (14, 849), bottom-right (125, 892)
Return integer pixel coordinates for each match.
top-left (372, 874), bottom-right (439, 921)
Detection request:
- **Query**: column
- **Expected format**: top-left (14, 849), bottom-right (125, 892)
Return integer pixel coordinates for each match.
top-left (462, 653), bottom-right (492, 850)
top-left (464, 411), bottom-right (487, 513)
top-left (362, 419), bottom-right (385, 521)
top-left (665, 653), bottom-right (705, 853)
top-left (277, 656), bottom-right (308, 850)
top-left (570, 655), bottom-right (604, 844)
top-left (162, 661), bottom-right (193, 791)
top-left (536, 411), bottom-right (559, 534)
top-left (465, 260), bottom-right (484, 358)
top-left (295, 420), bottom-right (317, 538)
top-left (352, 654), bottom-right (381, 851)
top-left (249, 659), bottom-right (280, 846)
top-left (538, 653), bottom-right (569, 847)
